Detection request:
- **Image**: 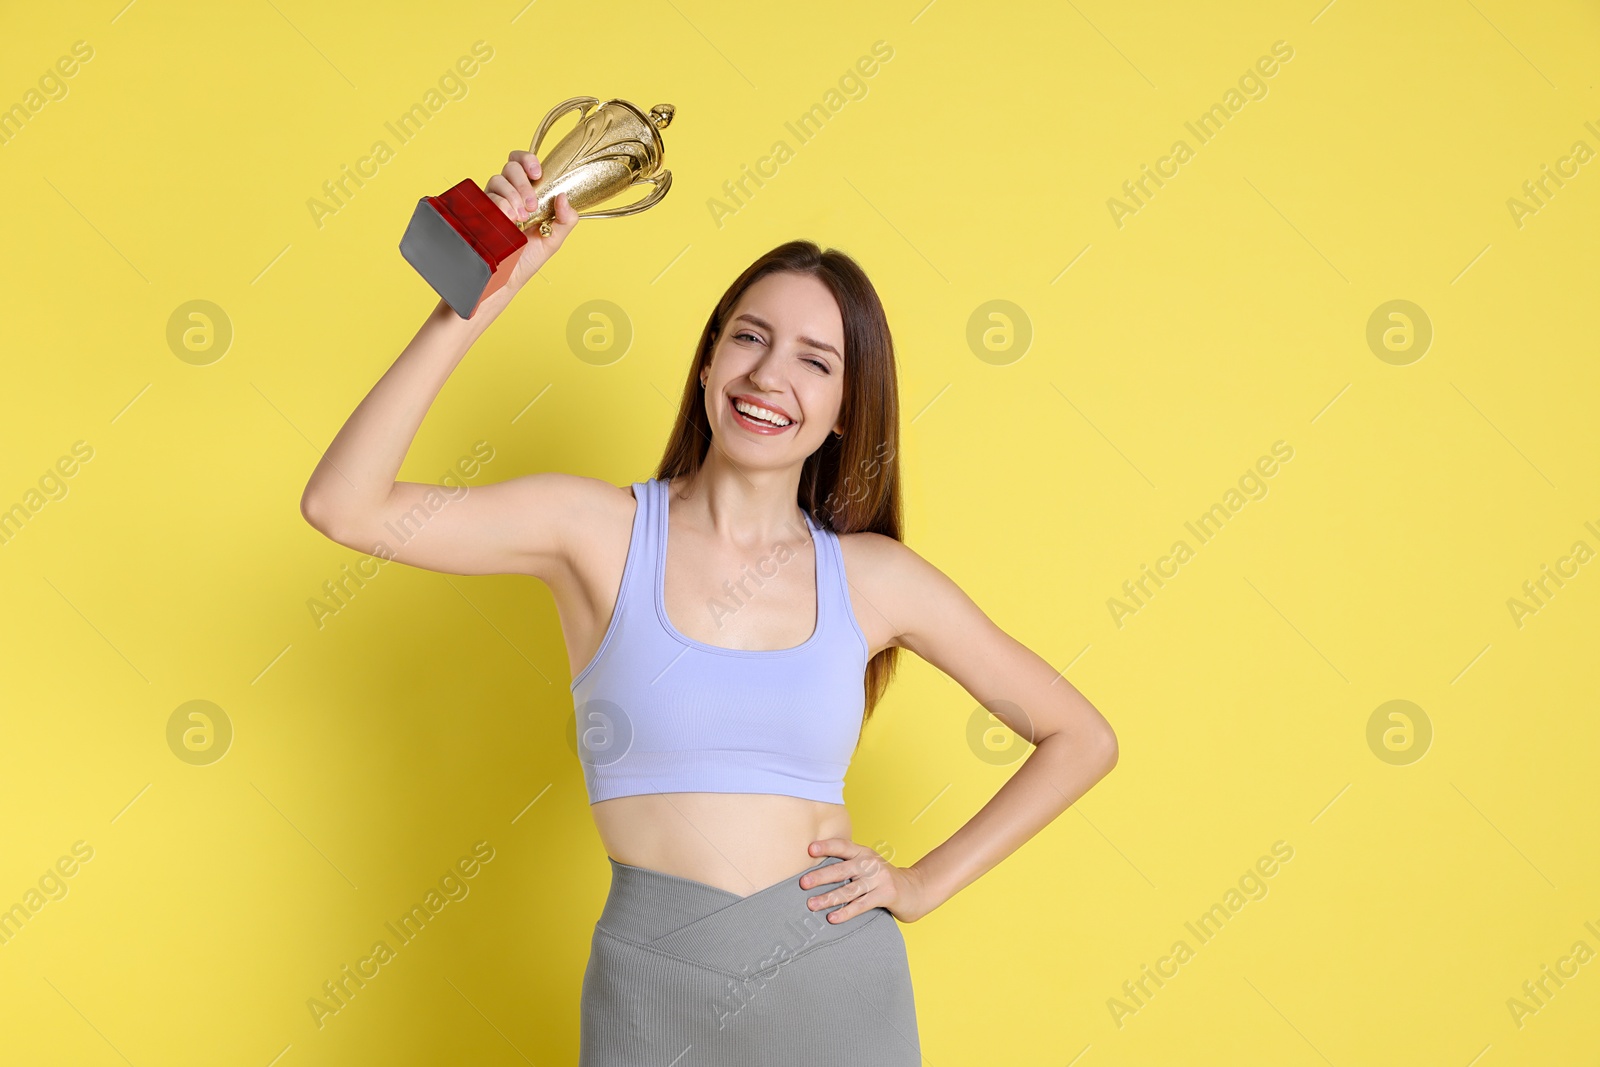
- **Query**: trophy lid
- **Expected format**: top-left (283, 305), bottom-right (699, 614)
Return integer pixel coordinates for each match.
top-left (602, 99), bottom-right (674, 154)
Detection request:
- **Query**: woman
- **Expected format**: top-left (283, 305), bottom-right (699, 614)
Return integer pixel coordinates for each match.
top-left (300, 148), bottom-right (1119, 1064)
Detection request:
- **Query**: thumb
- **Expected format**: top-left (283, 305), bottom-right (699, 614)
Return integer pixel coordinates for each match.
top-left (543, 192), bottom-right (580, 245)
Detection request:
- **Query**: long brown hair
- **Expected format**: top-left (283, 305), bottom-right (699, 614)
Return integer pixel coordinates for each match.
top-left (654, 239), bottom-right (904, 722)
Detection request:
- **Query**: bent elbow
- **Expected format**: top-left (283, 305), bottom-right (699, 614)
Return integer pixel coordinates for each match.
top-left (299, 486), bottom-right (349, 541)
top-left (1096, 728), bottom-right (1119, 774)
top-left (299, 486), bottom-right (330, 534)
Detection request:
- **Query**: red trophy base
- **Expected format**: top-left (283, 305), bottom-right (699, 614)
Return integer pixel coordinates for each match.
top-left (398, 178), bottom-right (528, 319)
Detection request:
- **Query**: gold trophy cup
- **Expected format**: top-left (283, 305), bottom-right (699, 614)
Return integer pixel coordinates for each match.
top-left (400, 96), bottom-right (675, 318)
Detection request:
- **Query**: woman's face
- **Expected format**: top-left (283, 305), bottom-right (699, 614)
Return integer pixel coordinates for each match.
top-left (700, 271), bottom-right (846, 467)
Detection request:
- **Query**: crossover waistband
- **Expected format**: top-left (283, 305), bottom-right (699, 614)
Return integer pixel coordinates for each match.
top-left (596, 855), bottom-right (887, 978)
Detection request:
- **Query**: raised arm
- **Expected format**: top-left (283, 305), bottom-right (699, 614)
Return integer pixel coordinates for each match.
top-left (299, 149), bottom-right (585, 579)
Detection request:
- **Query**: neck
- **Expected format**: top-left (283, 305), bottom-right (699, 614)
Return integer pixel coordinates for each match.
top-left (670, 454), bottom-right (810, 545)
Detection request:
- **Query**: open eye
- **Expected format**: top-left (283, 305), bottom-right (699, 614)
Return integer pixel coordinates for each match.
top-left (734, 330), bottom-right (763, 344)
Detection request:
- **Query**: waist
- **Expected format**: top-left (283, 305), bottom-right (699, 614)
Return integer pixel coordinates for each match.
top-left (591, 792), bottom-right (853, 898)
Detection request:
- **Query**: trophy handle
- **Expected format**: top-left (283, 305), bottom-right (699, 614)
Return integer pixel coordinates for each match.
top-left (577, 169), bottom-right (673, 220)
top-left (531, 96), bottom-right (602, 155)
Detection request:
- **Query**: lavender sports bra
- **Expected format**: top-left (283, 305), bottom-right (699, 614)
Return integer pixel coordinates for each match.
top-left (570, 476), bottom-right (870, 805)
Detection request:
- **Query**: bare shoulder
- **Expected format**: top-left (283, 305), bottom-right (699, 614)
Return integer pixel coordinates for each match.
top-left (555, 472), bottom-right (639, 524)
top-left (836, 529), bottom-right (933, 576)
top-left (474, 470), bottom-right (637, 582)
top-left (549, 474), bottom-right (639, 559)
top-left (555, 474), bottom-right (640, 581)
top-left (835, 529), bottom-right (913, 571)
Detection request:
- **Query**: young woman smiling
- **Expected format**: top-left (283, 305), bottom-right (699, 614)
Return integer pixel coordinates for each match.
top-left (300, 147), bottom-right (1118, 1065)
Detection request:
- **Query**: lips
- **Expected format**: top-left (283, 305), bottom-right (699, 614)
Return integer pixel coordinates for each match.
top-left (732, 394), bottom-right (794, 422)
top-left (728, 395), bottom-right (794, 434)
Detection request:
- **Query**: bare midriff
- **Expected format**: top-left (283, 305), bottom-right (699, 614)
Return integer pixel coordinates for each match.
top-left (590, 792), bottom-right (854, 898)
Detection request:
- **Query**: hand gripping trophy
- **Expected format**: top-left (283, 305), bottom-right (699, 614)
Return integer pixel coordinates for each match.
top-left (399, 96), bottom-right (675, 318)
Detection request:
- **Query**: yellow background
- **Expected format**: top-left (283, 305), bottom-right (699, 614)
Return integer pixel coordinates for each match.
top-left (2, 1), bottom-right (1597, 1063)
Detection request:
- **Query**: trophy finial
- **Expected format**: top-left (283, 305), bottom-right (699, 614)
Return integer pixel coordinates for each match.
top-left (649, 104), bottom-right (675, 129)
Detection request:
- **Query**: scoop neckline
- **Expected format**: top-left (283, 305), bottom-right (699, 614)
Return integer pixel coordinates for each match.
top-left (652, 476), bottom-right (824, 657)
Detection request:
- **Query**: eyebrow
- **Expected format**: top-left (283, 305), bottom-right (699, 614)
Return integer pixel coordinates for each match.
top-left (732, 313), bottom-right (841, 361)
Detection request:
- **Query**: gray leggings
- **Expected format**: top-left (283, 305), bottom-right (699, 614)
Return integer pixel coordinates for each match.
top-left (580, 854), bottom-right (922, 1065)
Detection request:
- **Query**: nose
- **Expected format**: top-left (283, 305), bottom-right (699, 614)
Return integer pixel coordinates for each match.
top-left (748, 358), bottom-right (780, 394)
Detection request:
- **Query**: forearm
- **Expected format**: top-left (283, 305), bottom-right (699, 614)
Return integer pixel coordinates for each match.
top-left (301, 292), bottom-right (509, 524)
top-left (909, 731), bottom-right (1117, 913)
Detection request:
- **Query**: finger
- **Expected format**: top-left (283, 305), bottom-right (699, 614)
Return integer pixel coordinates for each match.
top-left (502, 153), bottom-right (541, 209)
top-left (806, 873), bottom-right (871, 911)
top-left (808, 837), bottom-right (852, 859)
top-left (554, 191), bottom-right (578, 226)
top-left (544, 192), bottom-right (580, 241)
top-left (800, 860), bottom-right (857, 891)
top-left (482, 188), bottom-right (519, 222)
top-left (483, 178), bottom-right (526, 221)
top-left (511, 148), bottom-right (543, 178)
top-left (515, 152), bottom-right (542, 209)
top-left (825, 891), bottom-right (878, 924)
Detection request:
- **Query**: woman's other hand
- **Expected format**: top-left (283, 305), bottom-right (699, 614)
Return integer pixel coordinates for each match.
top-left (800, 839), bottom-right (938, 924)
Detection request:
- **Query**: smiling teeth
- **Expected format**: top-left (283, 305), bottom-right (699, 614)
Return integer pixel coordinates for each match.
top-left (734, 399), bottom-right (791, 426)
